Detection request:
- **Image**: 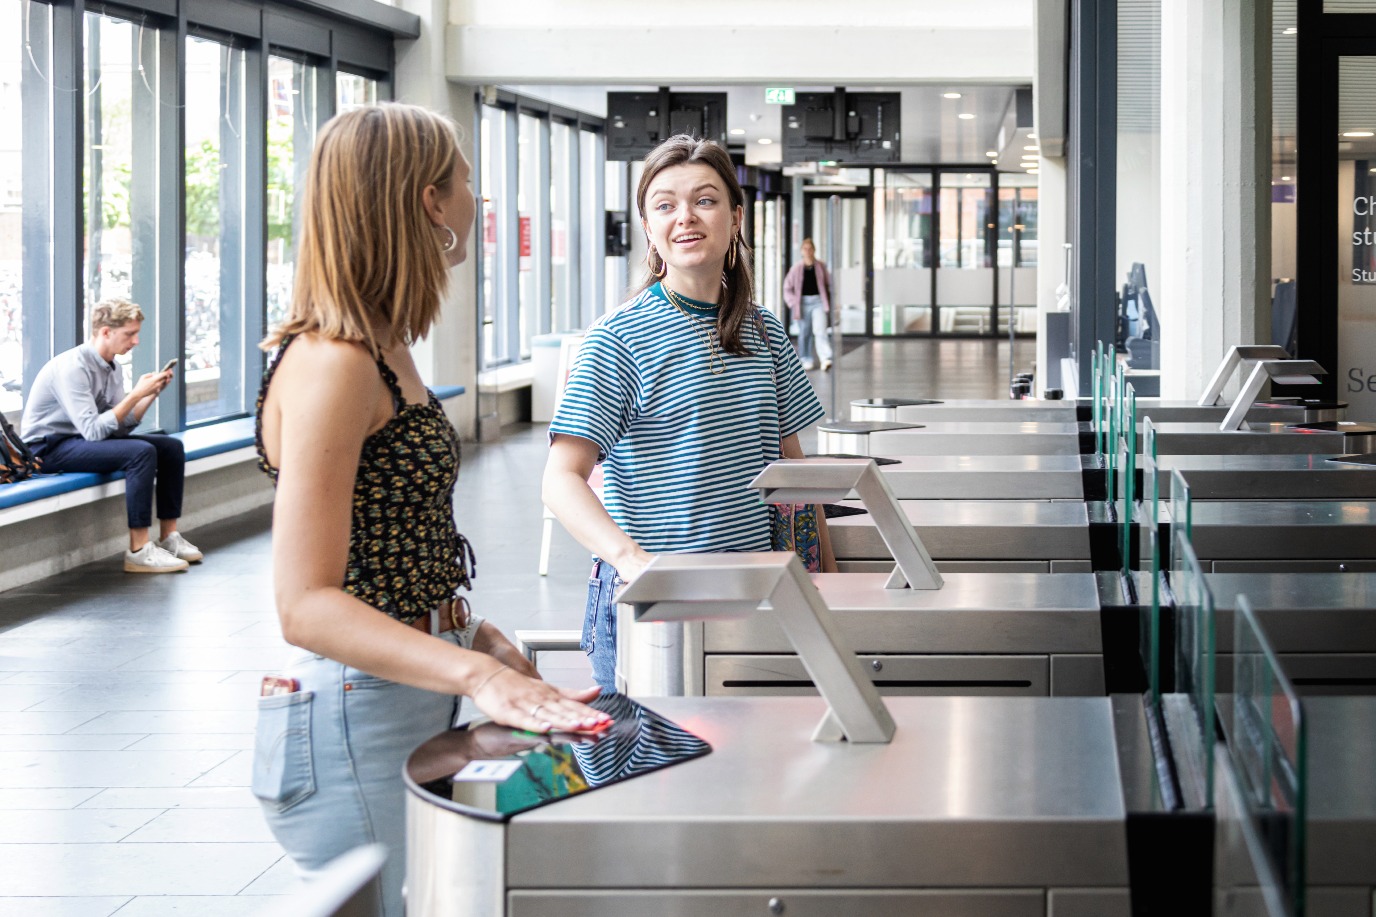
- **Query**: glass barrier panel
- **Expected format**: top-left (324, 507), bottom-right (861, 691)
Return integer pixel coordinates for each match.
top-left (1171, 529), bottom-right (1216, 808)
top-left (1093, 345), bottom-right (1103, 457)
top-left (1170, 469), bottom-right (1192, 568)
top-left (1231, 596), bottom-right (1307, 917)
top-left (1121, 386), bottom-right (1138, 577)
top-left (1142, 418), bottom-right (1161, 702)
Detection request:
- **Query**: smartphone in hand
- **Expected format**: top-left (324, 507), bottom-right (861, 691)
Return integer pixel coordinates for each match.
top-left (161, 357), bottom-right (179, 373)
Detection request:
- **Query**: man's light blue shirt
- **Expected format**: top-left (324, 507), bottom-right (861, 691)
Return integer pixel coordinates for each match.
top-left (20, 343), bottom-right (139, 443)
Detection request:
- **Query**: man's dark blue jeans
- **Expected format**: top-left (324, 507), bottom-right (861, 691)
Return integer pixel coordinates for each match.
top-left (32, 434), bottom-right (185, 529)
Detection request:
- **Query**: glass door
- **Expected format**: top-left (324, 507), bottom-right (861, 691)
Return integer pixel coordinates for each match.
top-left (1339, 54), bottom-right (1376, 417)
top-left (935, 172), bottom-right (995, 334)
top-left (808, 193), bottom-right (870, 335)
top-left (872, 170), bottom-right (933, 335)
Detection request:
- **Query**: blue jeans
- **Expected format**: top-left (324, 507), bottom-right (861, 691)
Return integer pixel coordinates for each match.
top-left (251, 635), bottom-right (462, 917)
top-left (796, 294), bottom-right (832, 367)
top-left (583, 560), bottom-right (622, 691)
top-left (33, 433), bottom-right (184, 529)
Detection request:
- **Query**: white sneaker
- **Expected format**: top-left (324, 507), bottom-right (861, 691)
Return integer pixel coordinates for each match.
top-left (158, 532), bottom-right (204, 563)
top-left (821, 359), bottom-right (833, 372)
top-left (124, 542), bottom-right (190, 574)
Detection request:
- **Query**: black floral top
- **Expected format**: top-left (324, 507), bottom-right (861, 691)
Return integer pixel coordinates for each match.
top-left (254, 336), bottom-right (474, 625)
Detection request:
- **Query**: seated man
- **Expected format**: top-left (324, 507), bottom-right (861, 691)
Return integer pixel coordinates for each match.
top-left (21, 298), bottom-right (203, 573)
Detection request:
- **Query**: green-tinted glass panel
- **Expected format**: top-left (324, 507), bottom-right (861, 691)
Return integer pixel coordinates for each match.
top-left (1170, 469), bottom-right (1191, 567)
top-left (1232, 596), bottom-right (1307, 916)
top-left (1141, 417), bottom-right (1161, 702)
top-left (1170, 530), bottom-right (1215, 808)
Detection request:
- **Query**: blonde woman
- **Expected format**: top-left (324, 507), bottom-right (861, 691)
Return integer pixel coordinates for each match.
top-left (252, 103), bottom-right (607, 915)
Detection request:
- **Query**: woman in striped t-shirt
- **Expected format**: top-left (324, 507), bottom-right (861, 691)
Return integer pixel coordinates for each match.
top-left (543, 135), bottom-right (835, 691)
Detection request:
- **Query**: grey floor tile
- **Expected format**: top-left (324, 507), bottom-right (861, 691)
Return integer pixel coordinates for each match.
top-left (0, 843), bottom-right (284, 895)
top-left (122, 734), bottom-right (252, 752)
top-left (0, 711), bottom-right (99, 735)
top-left (110, 896), bottom-right (288, 916)
top-left (121, 808), bottom-right (273, 844)
top-left (0, 789), bottom-right (102, 810)
top-left (216, 672), bottom-right (271, 686)
top-left (236, 856), bottom-right (302, 896)
top-left (112, 648), bottom-right (290, 672)
top-left (2, 735), bottom-right (145, 752)
top-left (0, 809), bottom-right (161, 843)
top-left (0, 686), bottom-right (76, 711)
top-left (3, 671), bottom-right (247, 687)
top-left (0, 650), bottom-right (159, 673)
top-left (78, 788), bottom-right (258, 810)
top-left (0, 749), bottom-right (236, 788)
top-left (26, 684), bottom-right (255, 713)
top-left (0, 897), bottom-right (129, 916)
top-left (187, 751), bottom-right (251, 788)
top-left (66, 711), bottom-right (257, 735)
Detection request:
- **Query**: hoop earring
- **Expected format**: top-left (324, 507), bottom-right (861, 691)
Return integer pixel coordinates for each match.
top-left (439, 225), bottom-right (458, 254)
top-left (648, 246), bottom-right (668, 279)
top-left (727, 233), bottom-right (738, 270)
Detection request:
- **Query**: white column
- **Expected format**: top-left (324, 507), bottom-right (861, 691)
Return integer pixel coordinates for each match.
top-left (396, 0), bottom-right (480, 439)
top-left (1159, 0), bottom-right (1270, 401)
top-left (1035, 156), bottom-right (1068, 396)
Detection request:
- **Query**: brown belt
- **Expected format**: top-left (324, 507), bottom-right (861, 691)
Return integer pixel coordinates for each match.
top-left (408, 598), bottom-right (464, 635)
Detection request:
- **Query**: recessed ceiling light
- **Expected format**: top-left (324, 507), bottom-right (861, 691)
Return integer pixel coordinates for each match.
top-left (958, 113), bottom-right (975, 120)
top-left (1281, 175), bottom-right (1292, 181)
top-left (943, 92), bottom-right (962, 99)
top-left (1024, 145), bottom-right (1039, 151)
top-left (758, 138), bottom-right (773, 145)
top-left (729, 128), bottom-right (746, 136)
top-left (985, 150), bottom-right (997, 157)
top-left (1282, 27), bottom-right (1297, 35)
top-left (1028, 133), bottom-right (1037, 140)
top-left (1027, 170), bottom-right (1040, 175)
top-left (1343, 131), bottom-right (1374, 137)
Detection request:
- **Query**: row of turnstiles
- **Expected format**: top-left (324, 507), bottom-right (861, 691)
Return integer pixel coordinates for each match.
top-left (406, 347), bottom-right (1376, 917)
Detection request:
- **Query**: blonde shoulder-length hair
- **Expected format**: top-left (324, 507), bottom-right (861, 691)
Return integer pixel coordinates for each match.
top-left (263, 102), bottom-right (459, 356)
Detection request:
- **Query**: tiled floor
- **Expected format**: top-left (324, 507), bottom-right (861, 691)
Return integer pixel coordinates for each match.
top-left (0, 337), bottom-right (1030, 915)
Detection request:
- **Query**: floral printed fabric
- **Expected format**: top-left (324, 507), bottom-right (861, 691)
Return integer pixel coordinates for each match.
top-left (255, 336), bottom-right (472, 625)
top-left (770, 503), bottom-right (821, 573)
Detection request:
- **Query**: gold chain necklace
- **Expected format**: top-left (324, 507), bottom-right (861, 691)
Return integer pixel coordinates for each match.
top-left (663, 285), bottom-right (726, 375)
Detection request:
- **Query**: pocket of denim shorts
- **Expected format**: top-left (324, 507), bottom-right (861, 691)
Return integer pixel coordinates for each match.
top-left (252, 691), bottom-right (315, 813)
top-left (581, 575), bottom-right (601, 656)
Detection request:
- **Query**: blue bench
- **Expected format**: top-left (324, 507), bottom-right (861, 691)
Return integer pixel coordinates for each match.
top-left (0, 386), bottom-right (464, 514)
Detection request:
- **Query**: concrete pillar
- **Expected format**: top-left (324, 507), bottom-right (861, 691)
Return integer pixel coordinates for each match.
top-left (1035, 156), bottom-right (1069, 396)
top-left (1159, 0), bottom-right (1270, 401)
top-left (396, 0), bottom-right (480, 439)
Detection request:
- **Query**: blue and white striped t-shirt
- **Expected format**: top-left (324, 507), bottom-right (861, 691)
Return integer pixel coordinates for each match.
top-left (549, 283), bottom-right (824, 554)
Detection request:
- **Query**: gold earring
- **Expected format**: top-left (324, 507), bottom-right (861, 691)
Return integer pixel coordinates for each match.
top-left (727, 233), bottom-right (738, 270)
top-left (648, 247), bottom-right (668, 279)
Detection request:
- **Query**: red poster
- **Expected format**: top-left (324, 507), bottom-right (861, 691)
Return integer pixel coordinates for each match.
top-left (484, 211), bottom-right (497, 245)
top-left (519, 215), bottom-right (532, 258)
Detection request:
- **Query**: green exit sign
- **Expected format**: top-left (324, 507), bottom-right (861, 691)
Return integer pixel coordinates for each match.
top-left (764, 87), bottom-right (796, 105)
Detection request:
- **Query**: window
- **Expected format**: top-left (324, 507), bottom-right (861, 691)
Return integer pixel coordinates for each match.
top-left (516, 111), bottom-right (547, 357)
top-left (266, 53), bottom-right (320, 332)
top-left (2, 0), bottom-right (51, 415)
top-left (479, 103), bottom-right (512, 367)
top-left (550, 119), bottom-right (573, 332)
top-left (84, 11), bottom-right (168, 423)
top-left (579, 128), bottom-right (605, 328)
top-left (336, 70), bottom-right (377, 112)
top-left (184, 33), bottom-right (248, 423)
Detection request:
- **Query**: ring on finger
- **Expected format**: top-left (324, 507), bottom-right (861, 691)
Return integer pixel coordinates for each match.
top-left (530, 703), bottom-right (544, 719)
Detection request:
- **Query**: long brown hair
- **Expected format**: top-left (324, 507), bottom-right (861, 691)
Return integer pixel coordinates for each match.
top-left (634, 135), bottom-right (756, 354)
top-left (262, 103), bottom-right (459, 356)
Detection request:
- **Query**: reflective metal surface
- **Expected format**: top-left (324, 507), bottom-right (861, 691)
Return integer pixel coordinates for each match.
top-left (1158, 453), bottom-right (1376, 500)
top-left (852, 398), bottom-right (1078, 423)
top-left (1304, 696), bottom-right (1376, 886)
top-left (1151, 422), bottom-right (1354, 456)
top-left (1203, 573), bottom-right (1376, 653)
top-left (1157, 500), bottom-right (1376, 560)
top-left (876, 454), bottom-right (1088, 500)
top-left (505, 696), bottom-right (1129, 888)
top-left (829, 500), bottom-right (1092, 560)
top-left (705, 573), bottom-right (1103, 654)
